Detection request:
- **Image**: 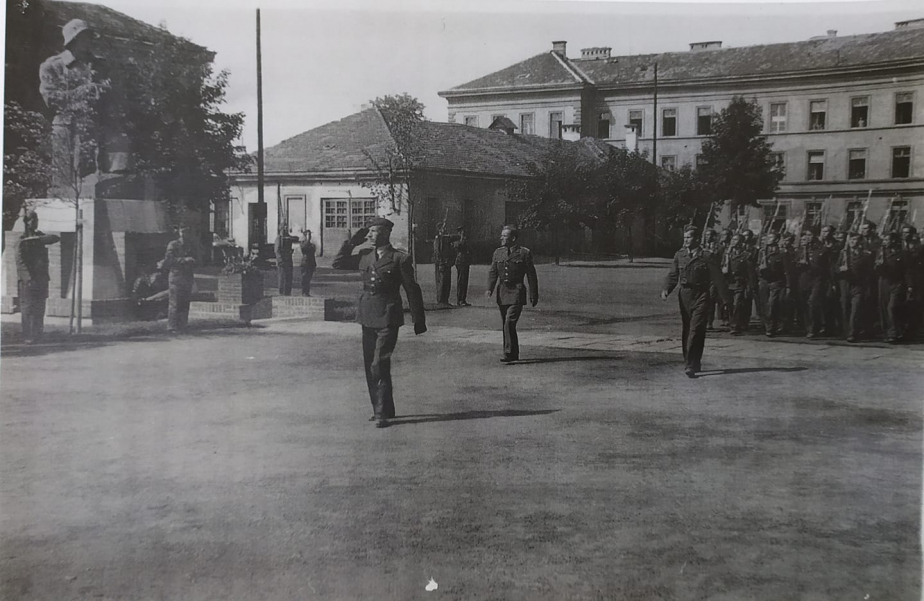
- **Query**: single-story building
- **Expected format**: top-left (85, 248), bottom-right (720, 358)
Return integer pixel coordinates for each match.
top-left (224, 108), bottom-right (611, 264)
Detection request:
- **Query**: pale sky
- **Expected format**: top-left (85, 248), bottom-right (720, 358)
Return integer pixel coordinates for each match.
top-left (75, 0), bottom-right (923, 152)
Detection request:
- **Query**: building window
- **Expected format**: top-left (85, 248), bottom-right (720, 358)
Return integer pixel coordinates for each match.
top-left (549, 112), bottom-right (563, 139)
top-left (769, 103), bottom-right (787, 133)
top-left (464, 116), bottom-right (478, 127)
top-left (597, 113), bottom-right (610, 138)
top-left (520, 113), bottom-right (535, 136)
top-left (697, 107), bottom-right (713, 136)
top-left (350, 199), bottom-right (378, 229)
top-left (809, 100), bottom-right (827, 130)
top-left (895, 92), bottom-right (914, 125)
top-left (762, 202), bottom-right (788, 233)
top-left (848, 149), bottom-right (867, 180)
top-left (662, 108), bottom-right (677, 137)
top-left (804, 201), bottom-right (823, 228)
top-left (628, 110), bottom-right (643, 137)
top-left (892, 147), bottom-right (912, 178)
top-left (851, 97), bottom-right (869, 128)
top-left (324, 200), bottom-right (348, 229)
top-left (660, 155), bottom-right (676, 171)
top-left (807, 151), bottom-right (825, 181)
top-left (694, 154), bottom-right (706, 170)
top-left (845, 201), bottom-right (864, 231)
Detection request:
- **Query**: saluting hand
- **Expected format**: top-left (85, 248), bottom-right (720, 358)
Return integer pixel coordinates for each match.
top-left (348, 228), bottom-right (369, 246)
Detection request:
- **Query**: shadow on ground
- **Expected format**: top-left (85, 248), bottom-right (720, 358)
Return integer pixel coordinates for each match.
top-left (388, 409), bottom-right (560, 427)
top-left (504, 356), bottom-right (621, 365)
top-left (694, 366), bottom-right (809, 377)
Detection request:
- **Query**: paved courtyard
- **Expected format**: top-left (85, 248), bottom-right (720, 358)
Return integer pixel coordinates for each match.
top-left (1, 261), bottom-right (922, 600)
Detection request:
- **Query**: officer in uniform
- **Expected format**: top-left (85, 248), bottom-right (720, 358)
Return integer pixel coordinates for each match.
top-left (875, 232), bottom-right (907, 343)
top-left (433, 222), bottom-right (459, 308)
top-left (486, 225), bottom-right (539, 363)
top-left (836, 232), bottom-right (874, 343)
top-left (274, 222), bottom-right (300, 296)
top-left (757, 231), bottom-right (791, 337)
top-left (15, 210), bottom-right (61, 343)
top-left (332, 218), bottom-right (426, 428)
top-left (299, 229), bottom-right (317, 297)
top-left (453, 227), bottom-right (472, 306)
top-left (721, 233), bottom-right (756, 336)
top-left (661, 225), bottom-right (730, 377)
top-left (160, 225), bottom-right (197, 333)
top-left (794, 229), bottom-right (833, 338)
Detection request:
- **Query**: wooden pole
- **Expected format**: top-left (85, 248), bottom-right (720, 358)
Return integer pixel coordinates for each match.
top-left (256, 8), bottom-right (266, 255)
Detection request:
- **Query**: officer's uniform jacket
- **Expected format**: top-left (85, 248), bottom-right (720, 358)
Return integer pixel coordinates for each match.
top-left (274, 234), bottom-right (299, 266)
top-left (453, 239), bottom-right (471, 266)
top-left (333, 242), bottom-right (425, 329)
top-left (162, 239), bottom-right (196, 285)
top-left (433, 234), bottom-right (459, 265)
top-left (664, 246), bottom-right (730, 303)
top-left (15, 232), bottom-right (60, 293)
top-left (488, 245), bottom-right (538, 306)
top-left (300, 240), bottom-right (317, 268)
top-left (836, 246), bottom-right (874, 286)
top-left (722, 245), bottom-right (757, 290)
top-left (795, 241), bottom-right (834, 280)
top-left (757, 244), bottom-right (791, 284)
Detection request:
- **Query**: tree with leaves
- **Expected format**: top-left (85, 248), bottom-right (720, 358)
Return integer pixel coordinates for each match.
top-left (3, 102), bottom-right (51, 233)
top-left (696, 96), bottom-right (784, 217)
top-left (363, 94), bottom-right (426, 263)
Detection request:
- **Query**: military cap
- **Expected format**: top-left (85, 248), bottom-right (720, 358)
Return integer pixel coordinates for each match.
top-left (366, 217), bottom-right (394, 230)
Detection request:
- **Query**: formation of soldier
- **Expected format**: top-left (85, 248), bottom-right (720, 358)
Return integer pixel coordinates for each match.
top-left (687, 222), bottom-right (923, 346)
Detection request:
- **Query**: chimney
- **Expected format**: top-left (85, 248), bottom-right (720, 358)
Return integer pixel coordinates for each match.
top-left (624, 124), bottom-right (638, 153)
top-left (561, 123), bottom-right (581, 142)
top-left (552, 41), bottom-right (567, 56)
top-left (895, 18), bottom-right (924, 30)
top-left (827, 29), bottom-right (837, 37)
top-left (689, 41), bottom-right (722, 52)
top-left (580, 47), bottom-right (612, 60)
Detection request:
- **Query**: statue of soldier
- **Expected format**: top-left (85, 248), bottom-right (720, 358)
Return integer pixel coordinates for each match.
top-left (39, 19), bottom-right (131, 186)
top-left (159, 225), bottom-right (197, 333)
top-left (15, 210), bottom-right (61, 343)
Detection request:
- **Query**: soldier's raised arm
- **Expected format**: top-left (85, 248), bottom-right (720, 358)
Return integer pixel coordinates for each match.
top-left (331, 228), bottom-right (369, 271)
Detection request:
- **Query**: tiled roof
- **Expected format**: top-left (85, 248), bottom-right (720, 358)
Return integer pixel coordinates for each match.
top-left (46, 1), bottom-right (210, 56)
top-left (447, 52), bottom-right (583, 93)
top-left (445, 27), bottom-right (924, 92)
top-left (261, 108), bottom-right (605, 178)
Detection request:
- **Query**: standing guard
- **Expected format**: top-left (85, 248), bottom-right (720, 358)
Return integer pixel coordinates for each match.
top-left (160, 225), bottom-right (197, 333)
top-left (875, 232), bottom-right (907, 344)
top-left (274, 222), bottom-right (300, 296)
top-left (836, 232), bottom-right (874, 343)
top-left (721, 233), bottom-right (756, 336)
top-left (756, 231), bottom-right (791, 337)
top-left (299, 229), bottom-right (317, 297)
top-left (661, 225), bottom-right (730, 377)
top-left (486, 225), bottom-right (539, 363)
top-left (453, 227), bottom-right (472, 306)
top-left (15, 210), bottom-right (61, 343)
top-left (332, 218), bottom-right (426, 428)
top-left (433, 222), bottom-right (459, 308)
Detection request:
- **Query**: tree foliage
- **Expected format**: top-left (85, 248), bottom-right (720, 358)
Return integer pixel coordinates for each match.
top-left (3, 102), bottom-right (51, 230)
top-left (363, 94), bottom-right (426, 217)
top-left (696, 96), bottom-right (784, 213)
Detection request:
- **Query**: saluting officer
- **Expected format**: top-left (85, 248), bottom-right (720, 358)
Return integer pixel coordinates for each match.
top-left (274, 222), bottom-right (300, 296)
top-left (661, 225), bottom-right (730, 378)
top-left (486, 225), bottom-right (539, 363)
top-left (836, 231), bottom-right (874, 343)
top-left (721, 233), bottom-right (757, 336)
top-left (332, 218), bottom-right (426, 428)
top-left (15, 210), bottom-right (61, 343)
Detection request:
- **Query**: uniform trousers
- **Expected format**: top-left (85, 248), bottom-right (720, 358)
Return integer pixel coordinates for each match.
top-left (839, 281), bottom-right (867, 340)
top-left (19, 281), bottom-right (48, 341)
top-left (679, 286), bottom-right (710, 371)
top-left (362, 326), bottom-right (398, 419)
top-left (278, 262), bottom-right (293, 295)
top-left (879, 278), bottom-right (905, 340)
top-left (826, 283), bottom-right (843, 335)
top-left (435, 262), bottom-right (452, 304)
top-left (759, 279), bottom-right (785, 334)
top-left (498, 304), bottom-right (523, 360)
top-left (168, 275), bottom-right (193, 331)
top-left (729, 285), bottom-right (750, 334)
top-left (455, 264), bottom-right (470, 304)
top-left (301, 265), bottom-right (315, 296)
top-left (782, 282), bottom-right (802, 333)
top-left (799, 274), bottom-right (827, 336)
